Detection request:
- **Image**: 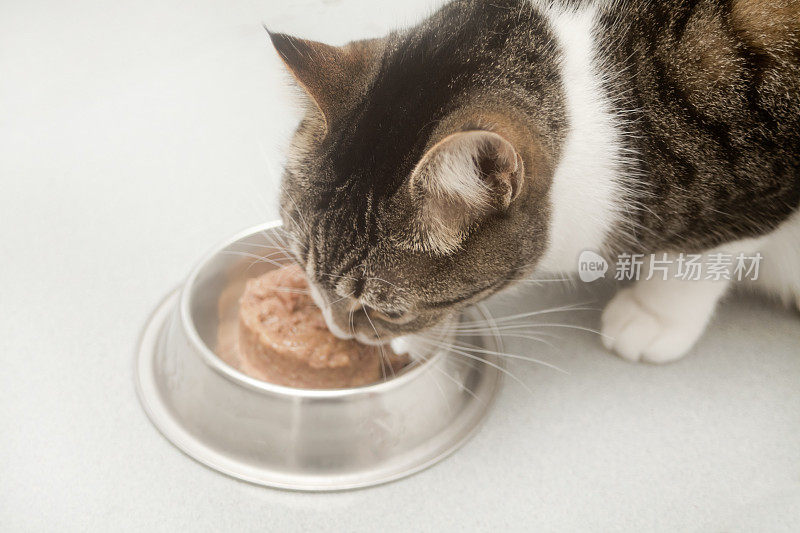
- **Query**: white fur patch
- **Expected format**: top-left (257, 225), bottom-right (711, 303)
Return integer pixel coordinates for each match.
top-left (536, 4), bottom-right (629, 272)
top-left (307, 280), bottom-right (354, 340)
top-left (600, 210), bottom-right (800, 364)
top-left (390, 315), bottom-right (457, 362)
top-left (601, 237), bottom-right (765, 363)
top-left (749, 209), bottom-right (800, 307)
top-left (601, 266), bottom-right (732, 364)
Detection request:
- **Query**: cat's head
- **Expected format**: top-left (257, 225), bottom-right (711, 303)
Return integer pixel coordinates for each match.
top-left (269, 4), bottom-right (561, 345)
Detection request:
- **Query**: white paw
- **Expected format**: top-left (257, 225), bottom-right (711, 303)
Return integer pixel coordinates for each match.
top-left (601, 288), bottom-right (706, 364)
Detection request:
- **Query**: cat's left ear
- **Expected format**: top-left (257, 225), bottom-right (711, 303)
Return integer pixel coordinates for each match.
top-left (408, 130), bottom-right (525, 254)
top-left (267, 30), bottom-right (380, 123)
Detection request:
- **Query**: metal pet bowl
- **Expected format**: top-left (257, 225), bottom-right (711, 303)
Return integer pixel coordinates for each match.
top-left (135, 221), bottom-right (503, 491)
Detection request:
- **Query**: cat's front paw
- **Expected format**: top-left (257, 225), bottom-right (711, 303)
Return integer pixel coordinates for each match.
top-left (600, 288), bottom-right (706, 364)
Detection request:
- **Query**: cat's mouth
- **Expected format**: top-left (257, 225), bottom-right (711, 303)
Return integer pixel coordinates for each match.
top-left (327, 307), bottom-right (398, 346)
top-left (318, 301), bottom-right (357, 340)
top-left (353, 331), bottom-right (388, 346)
top-left (306, 285), bottom-right (385, 344)
top-left (306, 277), bottom-right (416, 344)
top-left (305, 276), bottom-right (459, 362)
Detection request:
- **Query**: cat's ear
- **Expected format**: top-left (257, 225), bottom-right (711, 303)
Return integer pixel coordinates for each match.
top-left (409, 130), bottom-right (525, 254)
top-left (268, 30), bottom-right (379, 123)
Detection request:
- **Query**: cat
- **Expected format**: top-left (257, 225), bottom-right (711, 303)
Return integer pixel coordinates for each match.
top-left (268, 0), bottom-right (800, 364)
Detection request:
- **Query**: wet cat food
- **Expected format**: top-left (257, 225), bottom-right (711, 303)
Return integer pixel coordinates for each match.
top-left (217, 265), bottom-right (406, 388)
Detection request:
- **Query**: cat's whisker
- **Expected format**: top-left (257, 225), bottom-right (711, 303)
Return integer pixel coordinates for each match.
top-left (235, 240), bottom-right (296, 255)
top-left (451, 329), bottom-right (561, 349)
top-left (276, 209), bottom-right (307, 240)
top-left (481, 331), bottom-right (562, 343)
top-left (413, 337), bottom-right (534, 392)
top-left (328, 290), bottom-right (356, 306)
top-left (427, 321), bottom-right (561, 342)
top-left (319, 272), bottom-right (360, 282)
top-left (362, 305), bottom-right (393, 380)
top-left (452, 304), bottom-right (598, 327)
top-left (263, 228), bottom-right (303, 249)
top-left (271, 224), bottom-right (304, 253)
top-left (410, 350), bottom-right (452, 414)
top-left (453, 311), bottom-right (598, 328)
top-left (237, 223), bottom-right (302, 260)
top-left (281, 190), bottom-right (312, 234)
top-left (440, 347), bottom-right (533, 393)
top-left (228, 247), bottom-right (296, 264)
top-left (258, 232), bottom-right (286, 252)
top-left (417, 350), bottom-right (483, 404)
top-left (349, 263), bottom-right (408, 293)
top-left (450, 323), bottom-right (606, 338)
top-left (419, 336), bottom-right (567, 375)
top-left (449, 333), bottom-right (562, 363)
top-left (220, 250), bottom-right (295, 271)
top-left (364, 276), bottom-right (405, 291)
top-left (220, 249), bottom-right (292, 262)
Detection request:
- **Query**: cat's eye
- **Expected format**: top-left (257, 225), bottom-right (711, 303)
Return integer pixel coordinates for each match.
top-left (365, 306), bottom-right (405, 322)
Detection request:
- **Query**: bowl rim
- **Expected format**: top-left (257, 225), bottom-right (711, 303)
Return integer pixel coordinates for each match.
top-left (179, 220), bottom-right (451, 399)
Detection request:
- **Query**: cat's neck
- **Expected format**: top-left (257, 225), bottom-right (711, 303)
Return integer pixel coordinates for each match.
top-left (536, 4), bottom-right (631, 274)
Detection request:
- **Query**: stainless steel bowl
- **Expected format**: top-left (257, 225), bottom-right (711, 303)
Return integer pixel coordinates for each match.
top-left (135, 221), bottom-right (503, 490)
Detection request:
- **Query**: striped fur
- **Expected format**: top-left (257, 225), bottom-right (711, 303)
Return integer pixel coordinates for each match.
top-left (272, 0), bottom-right (799, 355)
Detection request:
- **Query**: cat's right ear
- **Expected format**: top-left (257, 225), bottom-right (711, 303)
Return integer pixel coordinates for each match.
top-left (267, 29), bottom-right (380, 124)
top-left (407, 130), bottom-right (525, 254)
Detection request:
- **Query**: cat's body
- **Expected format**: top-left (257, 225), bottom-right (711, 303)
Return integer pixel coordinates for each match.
top-left (531, 0), bottom-right (800, 362)
top-left (270, 0), bottom-right (800, 363)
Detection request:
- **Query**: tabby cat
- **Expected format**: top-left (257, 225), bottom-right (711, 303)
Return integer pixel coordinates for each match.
top-left (269, 0), bottom-right (799, 363)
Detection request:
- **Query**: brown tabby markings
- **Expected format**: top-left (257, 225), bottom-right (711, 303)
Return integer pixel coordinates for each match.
top-left (269, 0), bottom-right (799, 343)
top-left (731, 0), bottom-right (800, 51)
